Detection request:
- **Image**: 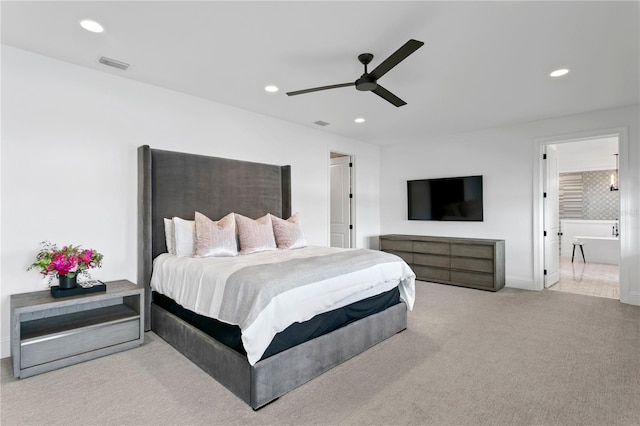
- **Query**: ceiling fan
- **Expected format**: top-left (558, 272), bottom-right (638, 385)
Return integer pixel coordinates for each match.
top-left (286, 39), bottom-right (424, 107)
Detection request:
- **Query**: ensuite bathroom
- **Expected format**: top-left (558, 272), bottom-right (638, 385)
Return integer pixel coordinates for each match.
top-left (550, 136), bottom-right (620, 299)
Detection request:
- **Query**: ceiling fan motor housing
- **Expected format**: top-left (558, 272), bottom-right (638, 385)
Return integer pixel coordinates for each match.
top-left (356, 75), bottom-right (377, 91)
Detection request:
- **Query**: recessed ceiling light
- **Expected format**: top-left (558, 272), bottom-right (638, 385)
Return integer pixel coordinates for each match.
top-left (80, 19), bottom-right (104, 33)
top-left (354, 117), bottom-right (366, 124)
top-left (265, 85), bottom-right (279, 93)
top-left (550, 68), bottom-right (569, 78)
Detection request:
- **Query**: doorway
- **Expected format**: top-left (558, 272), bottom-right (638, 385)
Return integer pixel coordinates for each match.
top-left (542, 136), bottom-right (621, 299)
top-left (329, 152), bottom-right (353, 248)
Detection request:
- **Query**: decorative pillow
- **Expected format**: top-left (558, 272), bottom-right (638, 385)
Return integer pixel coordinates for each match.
top-left (235, 213), bottom-right (277, 255)
top-left (164, 218), bottom-right (176, 255)
top-left (173, 217), bottom-right (195, 257)
top-left (271, 213), bottom-right (307, 249)
top-left (194, 212), bottom-right (237, 257)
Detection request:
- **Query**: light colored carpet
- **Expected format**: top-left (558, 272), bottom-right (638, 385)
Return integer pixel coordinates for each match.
top-left (1, 281), bottom-right (639, 425)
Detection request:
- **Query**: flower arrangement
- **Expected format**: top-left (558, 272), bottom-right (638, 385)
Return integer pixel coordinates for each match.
top-left (29, 241), bottom-right (104, 285)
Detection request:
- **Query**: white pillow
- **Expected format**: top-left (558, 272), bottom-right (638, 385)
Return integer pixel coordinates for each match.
top-left (164, 218), bottom-right (176, 255)
top-left (194, 212), bottom-right (238, 257)
top-left (235, 213), bottom-right (277, 255)
top-left (173, 217), bottom-right (195, 257)
top-left (271, 213), bottom-right (307, 249)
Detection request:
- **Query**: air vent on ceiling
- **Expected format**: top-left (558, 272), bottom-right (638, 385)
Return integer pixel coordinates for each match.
top-left (314, 120), bottom-right (330, 127)
top-left (99, 56), bottom-right (130, 71)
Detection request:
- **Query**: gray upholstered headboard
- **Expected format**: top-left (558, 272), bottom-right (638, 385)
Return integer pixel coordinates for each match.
top-left (137, 145), bottom-right (291, 330)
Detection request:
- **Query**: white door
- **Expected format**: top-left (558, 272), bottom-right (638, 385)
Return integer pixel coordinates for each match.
top-left (330, 155), bottom-right (352, 248)
top-left (544, 145), bottom-right (560, 287)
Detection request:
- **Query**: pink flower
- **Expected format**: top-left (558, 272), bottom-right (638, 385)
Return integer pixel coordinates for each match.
top-left (80, 249), bottom-right (93, 264)
top-left (28, 241), bottom-right (103, 284)
top-left (68, 255), bottom-right (79, 272)
top-left (51, 252), bottom-right (79, 276)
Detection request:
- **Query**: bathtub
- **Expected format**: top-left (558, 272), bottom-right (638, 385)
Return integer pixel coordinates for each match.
top-left (574, 236), bottom-right (620, 265)
top-left (561, 219), bottom-right (620, 265)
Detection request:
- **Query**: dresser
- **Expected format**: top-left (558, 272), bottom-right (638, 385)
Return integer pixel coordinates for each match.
top-left (380, 234), bottom-right (505, 291)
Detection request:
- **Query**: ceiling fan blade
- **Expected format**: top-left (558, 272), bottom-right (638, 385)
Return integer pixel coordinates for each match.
top-left (286, 82), bottom-right (355, 96)
top-left (372, 85), bottom-right (407, 107)
top-left (369, 39), bottom-right (424, 80)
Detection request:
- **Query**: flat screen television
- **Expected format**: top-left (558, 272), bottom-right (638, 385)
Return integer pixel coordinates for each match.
top-left (407, 175), bottom-right (483, 221)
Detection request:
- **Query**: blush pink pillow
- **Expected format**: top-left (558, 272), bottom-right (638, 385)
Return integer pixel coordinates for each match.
top-left (194, 212), bottom-right (238, 257)
top-left (271, 213), bottom-right (307, 249)
top-left (235, 213), bottom-right (277, 254)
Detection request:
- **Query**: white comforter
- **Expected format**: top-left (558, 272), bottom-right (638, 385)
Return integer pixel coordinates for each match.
top-left (151, 246), bottom-right (415, 365)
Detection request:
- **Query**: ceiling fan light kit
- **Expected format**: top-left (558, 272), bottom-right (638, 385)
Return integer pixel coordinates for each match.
top-left (287, 39), bottom-right (424, 107)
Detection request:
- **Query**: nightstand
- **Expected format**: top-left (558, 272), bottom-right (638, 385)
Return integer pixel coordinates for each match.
top-left (11, 280), bottom-right (144, 378)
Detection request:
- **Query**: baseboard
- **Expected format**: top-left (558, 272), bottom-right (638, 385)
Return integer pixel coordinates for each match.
top-left (1, 336), bottom-right (11, 359)
top-left (505, 276), bottom-right (537, 291)
top-left (620, 290), bottom-right (640, 306)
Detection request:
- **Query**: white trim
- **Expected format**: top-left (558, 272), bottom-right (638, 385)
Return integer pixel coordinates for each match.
top-left (350, 155), bottom-right (356, 248)
top-left (532, 127), bottom-right (632, 304)
top-left (1, 336), bottom-right (11, 359)
top-left (506, 276), bottom-right (537, 291)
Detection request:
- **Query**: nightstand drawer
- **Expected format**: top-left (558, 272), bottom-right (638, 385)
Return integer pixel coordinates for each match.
top-left (21, 316), bottom-right (140, 369)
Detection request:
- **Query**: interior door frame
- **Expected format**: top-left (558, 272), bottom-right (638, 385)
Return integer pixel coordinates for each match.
top-left (532, 127), bottom-right (629, 302)
top-left (329, 151), bottom-right (354, 248)
top-left (543, 144), bottom-right (560, 288)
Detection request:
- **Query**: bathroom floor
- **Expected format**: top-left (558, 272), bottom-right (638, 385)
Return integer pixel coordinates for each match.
top-left (547, 256), bottom-right (619, 299)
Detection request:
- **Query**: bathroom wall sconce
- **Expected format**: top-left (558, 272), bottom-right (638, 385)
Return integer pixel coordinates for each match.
top-left (610, 153), bottom-right (619, 191)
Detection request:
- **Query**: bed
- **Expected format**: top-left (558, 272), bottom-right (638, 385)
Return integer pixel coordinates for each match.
top-left (137, 145), bottom-right (414, 409)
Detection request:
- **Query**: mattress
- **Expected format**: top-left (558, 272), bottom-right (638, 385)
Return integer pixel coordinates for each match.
top-left (150, 246), bottom-right (415, 364)
top-left (153, 286), bottom-right (401, 360)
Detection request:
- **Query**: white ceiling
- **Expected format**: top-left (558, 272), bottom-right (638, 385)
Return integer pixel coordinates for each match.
top-left (2, 1), bottom-right (638, 146)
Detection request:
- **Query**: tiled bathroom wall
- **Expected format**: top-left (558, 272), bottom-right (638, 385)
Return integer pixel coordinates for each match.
top-left (559, 170), bottom-right (620, 220)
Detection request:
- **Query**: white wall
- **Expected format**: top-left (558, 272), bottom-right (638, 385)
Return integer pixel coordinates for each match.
top-left (0, 46), bottom-right (381, 357)
top-left (379, 105), bottom-right (639, 301)
top-left (555, 136), bottom-right (619, 173)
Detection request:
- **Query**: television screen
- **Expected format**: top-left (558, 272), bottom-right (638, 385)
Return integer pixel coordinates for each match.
top-left (407, 175), bottom-right (483, 221)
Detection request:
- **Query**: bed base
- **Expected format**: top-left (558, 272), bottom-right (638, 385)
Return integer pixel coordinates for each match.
top-left (151, 301), bottom-right (407, 409)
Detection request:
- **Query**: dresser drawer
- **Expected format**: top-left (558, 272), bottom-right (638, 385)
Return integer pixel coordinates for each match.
top-left (450, 271), bottom-right (495, 288)
top-left (451, 257), bottom-right (494, 273)
top-left (413, 265), bottom-right (450, 282)
top-left (385, 250), bottom-right (413, 264)
top-left (414, 241), bottom-right (449, 255)
top-left (414, 253), bottom-right (450, 268)
top-left (451, 244), bottom-right (494, 259)
top-left (380, 239), bottom-right (413, 252)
